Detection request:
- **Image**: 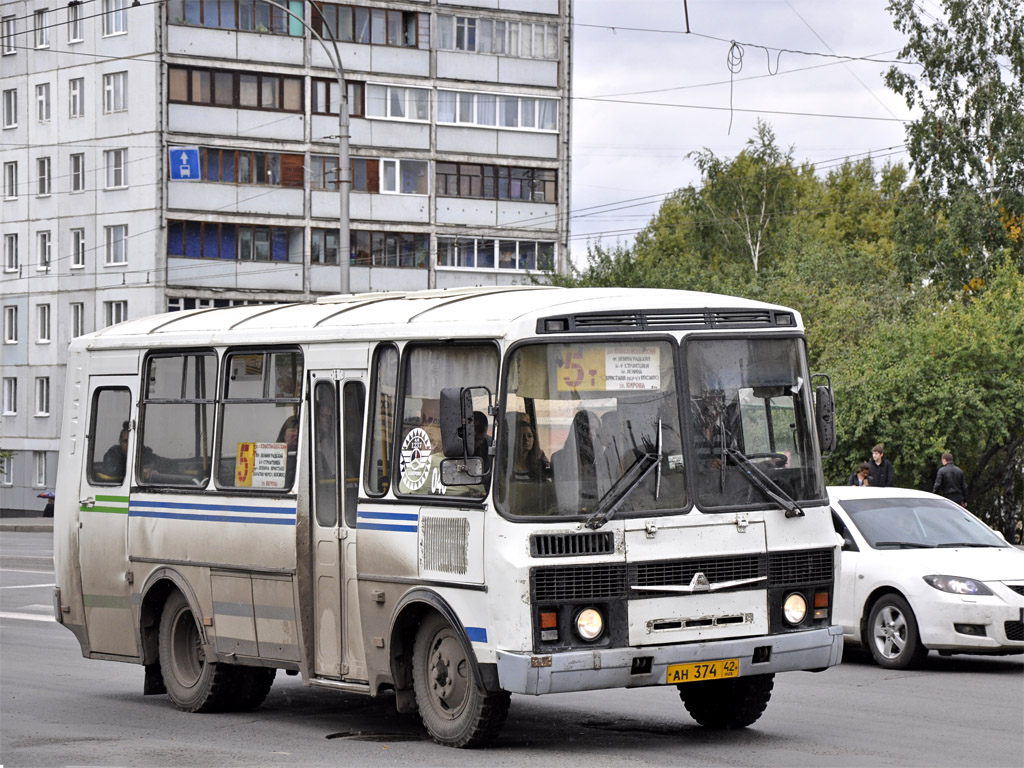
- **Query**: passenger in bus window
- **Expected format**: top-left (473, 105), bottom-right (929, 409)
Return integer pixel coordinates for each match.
top-left (511, 418), bottom-right (550, 482)
top-left (278, 414), bottom-right (300, 483)
top-left (472, 411), bottom-right (492, 471)
top-left (101, 425), bottom-right (131, 482)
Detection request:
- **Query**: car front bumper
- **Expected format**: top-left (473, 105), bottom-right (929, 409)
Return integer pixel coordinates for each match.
top-left (496, 625), bottom-right (843, 695)
top-left (918, 596), bottom-right (1024, 652)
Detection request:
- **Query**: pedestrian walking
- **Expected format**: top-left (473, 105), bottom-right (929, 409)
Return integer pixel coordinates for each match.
top-left (867, 444), bottom-right (895, 487)
top-left (932, 452), bottom-right (967, 506)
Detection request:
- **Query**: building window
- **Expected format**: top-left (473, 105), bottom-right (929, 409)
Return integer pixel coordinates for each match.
top-left (198, 147), bottom-right (304, 188)
top-left (3, 161), bottom-right (16, 199)
top-left (3, 377), bottom-right (16, 414)
top-left (37, 304), bottom-right (51, 342)
top-left (103, 72), bottom-right (127, 113)
top-left (2, 88), bottom-right (16, 128)
top-left (105, 300), bottom-right (127, 326)
top-left (104, 149), bottom-right (127, 188)
top-left (311, 79), bottom-right (364, 117)
top-left (438, 90), bottom-right (558, 132)
top-left (71, 228), bottom-right (86, 268)
top-left (36, 83), bottom-right (51, 122)
top-left (311, 228), bottom-right (339, 265)
top-left (365, 84), bottom-right (428, 122)
top-left (71, 302), bottom-right (85, 336)
top-left (37, 157), bottom-right (51, 195)
top-left (34, 451), bottom-right (47, 487)
top-left (2, 16), bottom-right (15, 55)
top-left (3, 306), bottom-right (17, 343)
top-left (35, 9), bottom-right (50, 48)
top-left (37, 231), bottom-right (51, 270)
top-left (437, 163), bottom-right (557, 203)
top-left (70, 153), bottom-right (85, 192)
top-left (1, 455), bottom-right (11, 485)
top-left (69, 77), bottom-right (84, 117)
top-left (3, 234), bottom-right (17, 271)
top-left (438, 15), bottom-right (559, 60)
top-left (35, 377), bottom-right (50, 415)
top-left (347, 229), bottom-right (429, 269)
top-left (68, 4), bottom-right (83, 42)
top-left (311, 5), bottom-right (427, 49)
top-left (311, 156), bottom-right (377, 192)
top-left (380, 159), bottom-right (429, 195)
top-left (168, 66), bottom-right (302, 112)
top-left (105, 225), bottom-right (128, 264)
top-left (437, 236), bottom-right (555, 272)
top-left (166, 0), bottom-right (305, 37)
top-left (102, 0), bottom-right (128, 35)
top-left (167, 220), bottom-right (302, 262)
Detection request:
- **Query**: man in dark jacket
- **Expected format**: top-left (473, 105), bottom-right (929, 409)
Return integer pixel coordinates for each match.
top-left (867, 444), bottom-right (895, 487)
top-left (933, 452), bottom-right (967, 506)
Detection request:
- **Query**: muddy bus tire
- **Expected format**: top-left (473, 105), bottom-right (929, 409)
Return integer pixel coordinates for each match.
top-left (411, 613), bottom-right (510, 748)
top-left (228, 666), bottom-right (276, 711)
top-left (158, 591), bottom-right (234, 713)
top-left (678, 673), bottom-right (775, 729)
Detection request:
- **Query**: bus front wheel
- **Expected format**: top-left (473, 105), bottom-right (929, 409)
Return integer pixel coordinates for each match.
top-left (678, 673), bottom-right (774, 729)
top-left (411, 613), bottom-right (510, 748)
top-left (158, 591), bottom-right (234, 713)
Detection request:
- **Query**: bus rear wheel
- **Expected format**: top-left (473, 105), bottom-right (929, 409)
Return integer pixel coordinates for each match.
top-left (678, 673), bottom-right (774, 729)
top-left (158, 591), bottom-right (234, 713)
top-left (411, 614), bottom-right (510, 748)
top-left (228, 666), bottom-right (276, 711)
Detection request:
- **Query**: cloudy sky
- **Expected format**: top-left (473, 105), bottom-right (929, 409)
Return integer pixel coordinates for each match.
top-left (568, 0), bottom-right (922, 263)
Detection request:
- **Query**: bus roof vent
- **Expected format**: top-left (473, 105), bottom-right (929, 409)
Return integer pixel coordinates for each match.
top-left (573, 312), bottom-right (642, 330)
top-left (710, 310), bottom-right (776, 327)
top-left (538, 309), bottom-right (795, 334)
top-left (531, 531), bottom-right (615, 558)
top-left (644, 311), bottom-right (708, 329)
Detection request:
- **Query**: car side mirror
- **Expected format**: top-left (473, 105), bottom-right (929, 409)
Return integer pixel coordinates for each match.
top-left (440, 457), bottom-right (485, 486)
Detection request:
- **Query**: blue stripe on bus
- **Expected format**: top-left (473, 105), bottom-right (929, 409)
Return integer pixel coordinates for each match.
top-left (129, 510), bottom-right (296, 525)
top-left (465, 626), bottom-right (487, 643)
top-left (356, 522), bottom-right (419, 533)
top-left (130, 500), bottom-right (295, 515)
top-left (356, 511), bottom-right (419, 522)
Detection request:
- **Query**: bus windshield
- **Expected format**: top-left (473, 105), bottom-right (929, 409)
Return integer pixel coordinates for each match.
top-left (686, 337), bottom-right (824, 510)
top-left (497, 340), bottom-right (686, 518)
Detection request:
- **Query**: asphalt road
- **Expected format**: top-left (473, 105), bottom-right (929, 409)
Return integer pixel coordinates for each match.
top-left (2, 530), bottom-right (1022, 767)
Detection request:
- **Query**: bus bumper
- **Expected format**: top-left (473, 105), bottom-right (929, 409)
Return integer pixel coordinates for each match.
top-left (495, 624), bottom-right (843, 695)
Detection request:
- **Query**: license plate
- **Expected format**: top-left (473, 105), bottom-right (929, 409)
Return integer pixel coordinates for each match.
top-left (666, 658), bottom-right (740, 684)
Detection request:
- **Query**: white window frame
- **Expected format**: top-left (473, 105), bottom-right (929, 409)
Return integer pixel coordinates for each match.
top-left (71, 228), bottom-right (86, 268)
top-left (69, 77), bottom-right (84, 118)
top-left (380, 158), bottom-right (429, 196)
top-left (71, 302), bottom-right (85, 337)
top-left (34, 9), bottom-right (50, 48)
top-left (2, 377), bottom-right (16, 414)
top-left (37, 157), bottom-right (51, 196)
top-left (37, 231), bottom-right (51, 271)
top-left (36, 82), bottom-right (50, 122)
top-left (0, 455), bottom-right (12, 485)
top-left (104, 300), bottom-right (127, 326)
top-left (365, 84), bottom-right (429, 122)
top-left (437, 90), bottom-right (558, 132)
top-left (3, 305), bottom-right (17, 343)
top-left (3, 234), bottom-right (17, 272)
top-left (103, 72), bottom-right (127, 113)
top-left (33, 451), bottom-right (46, 487)
top-left (35, 376), bottom-right (50, 416)
top-left (70, 152), bottom-right (85, 192)
top-left (105, 224), bottom-right (127, 265)
top-left (102, 0), bottom-right (128, 36)
top-left (36, 303), bottom-right (51, 342)
top-left (3, 161), bottom-right (16, 199)
top-left (104, 148), bottom-right (127, 188)
top-left (2, 15), bottom-right (16, 55)
top-left (68, 3), bottom-right (83, 42)
top-left (2, 88), bottom-right (16, 129)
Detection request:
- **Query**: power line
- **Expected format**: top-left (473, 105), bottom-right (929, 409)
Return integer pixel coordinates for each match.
top-left (574, 95), bottom-right (909, 123)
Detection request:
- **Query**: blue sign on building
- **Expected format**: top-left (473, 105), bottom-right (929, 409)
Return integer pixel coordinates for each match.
top-left (169, 147), bottom-right (200, 180)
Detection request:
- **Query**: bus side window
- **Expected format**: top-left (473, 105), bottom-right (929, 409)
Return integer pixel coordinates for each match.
top-left (86, 388), bottom-right (133, 485)
top-left (364, 345), bottom-right (398, 496)
top-left (342, 380), bottom-right (366, 527)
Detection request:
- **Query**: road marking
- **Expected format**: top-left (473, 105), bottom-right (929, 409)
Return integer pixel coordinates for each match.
top-left (0, 583), bottom-right (54, 589)
top-left (0, 611), bottom-right (54, 623)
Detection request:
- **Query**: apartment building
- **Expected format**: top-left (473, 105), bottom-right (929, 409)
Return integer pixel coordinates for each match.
top-left (0, 0), bottom-right (572, 513)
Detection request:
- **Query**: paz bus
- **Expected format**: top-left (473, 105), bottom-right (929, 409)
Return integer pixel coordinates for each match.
top-left (53, 286), bottom-right (841, 747)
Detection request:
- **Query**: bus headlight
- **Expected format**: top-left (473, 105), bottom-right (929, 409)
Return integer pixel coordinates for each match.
top-left (782, 593), bottom-right (807, 625)
top-left (575, 607), bottom-right (604, 641)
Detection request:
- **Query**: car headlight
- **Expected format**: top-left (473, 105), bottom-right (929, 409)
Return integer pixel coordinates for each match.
top-left (923, 575), bottom-right (993, 596)
top-left (574, 607), bottom-right (604, 641)
top-left (782, 593), bottom-right (807, 625)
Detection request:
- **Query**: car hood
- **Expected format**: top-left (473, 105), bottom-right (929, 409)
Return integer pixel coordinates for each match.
top-left (874, 546), bottom-right (1024, 582)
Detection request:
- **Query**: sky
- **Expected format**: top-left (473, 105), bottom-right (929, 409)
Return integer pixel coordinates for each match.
top-left (567, 0), bottom-right (922, 264)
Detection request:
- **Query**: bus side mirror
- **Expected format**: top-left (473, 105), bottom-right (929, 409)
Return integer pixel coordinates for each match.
top-left (814, 383), bottom-right (836, 455)
top-left (440, 387), bottom-right (474, 458)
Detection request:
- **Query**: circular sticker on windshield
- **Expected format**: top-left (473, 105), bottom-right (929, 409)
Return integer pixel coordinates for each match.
top-left (400, 428), bottom-right (432, 491)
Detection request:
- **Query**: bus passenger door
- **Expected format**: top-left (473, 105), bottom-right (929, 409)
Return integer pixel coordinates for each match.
top-left (78, 378), bottom-right (139, 657)
top-left (310, 371), bottom-right (366, 680)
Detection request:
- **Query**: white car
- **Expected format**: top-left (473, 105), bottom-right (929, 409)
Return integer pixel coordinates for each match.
top-left (829, 486), bottom-right (1024, 669)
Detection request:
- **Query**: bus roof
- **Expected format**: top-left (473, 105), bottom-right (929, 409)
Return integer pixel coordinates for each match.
top-left (77, 286), bottom-right (803, 349)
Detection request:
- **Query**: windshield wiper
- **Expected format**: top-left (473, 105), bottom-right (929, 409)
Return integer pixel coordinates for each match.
top-left (585, 421), bottom-right (662, 530)
top-left (935, 542), bottom-right (996, 548)
top-left (872, 541), bottom-right (936, 549)
top-left (724, 446), bottom-right (805, 518)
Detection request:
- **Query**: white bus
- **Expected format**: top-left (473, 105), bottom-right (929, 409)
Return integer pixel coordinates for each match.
top-left (54, 286), bottom-right (841, 747)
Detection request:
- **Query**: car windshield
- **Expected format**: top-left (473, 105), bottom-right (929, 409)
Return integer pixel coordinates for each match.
top-left (497, 340), bottom-right (685, 518)
top-left (841, 497), bottom-right (1008, 549)
top-left (686, 338), bottom-right (824, 510)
